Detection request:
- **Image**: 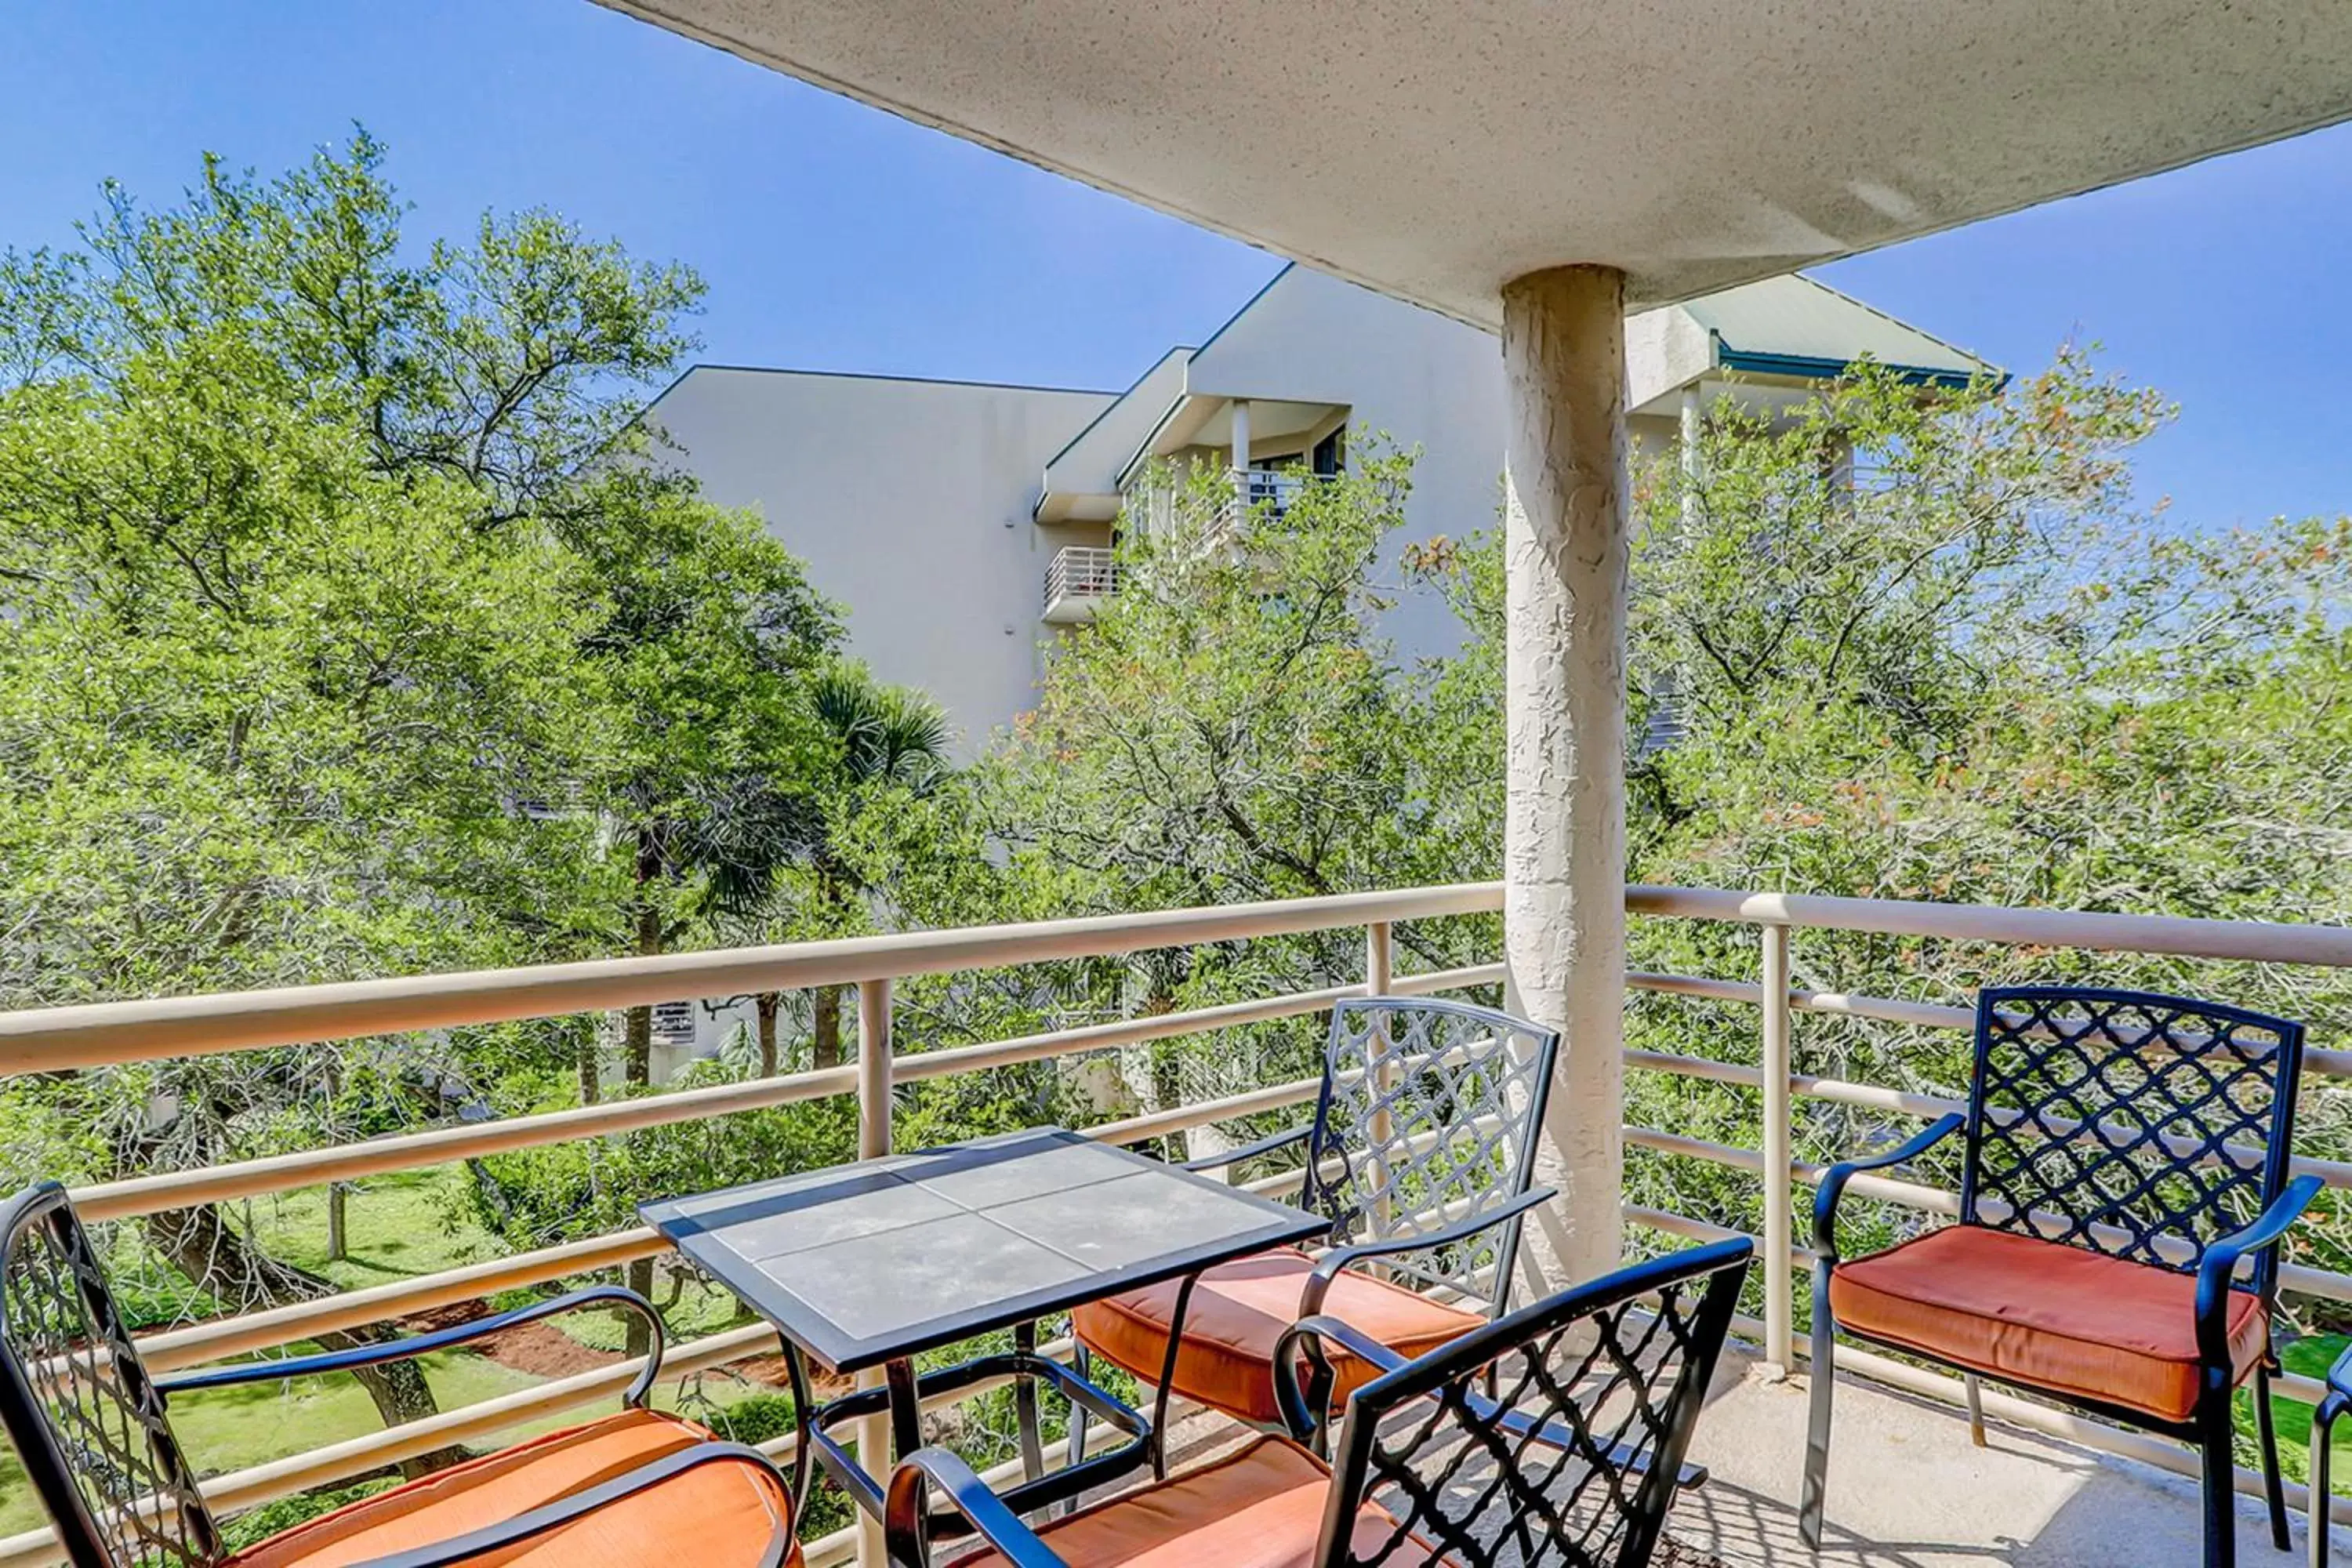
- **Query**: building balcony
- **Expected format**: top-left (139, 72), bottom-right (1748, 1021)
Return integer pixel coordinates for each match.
top-left (1118, 467), bottom-right (1319, 552)
top-left (2, 885), bottom-right (2349, 1568)
top-left (1041, 544), bottom-right (1122, 622)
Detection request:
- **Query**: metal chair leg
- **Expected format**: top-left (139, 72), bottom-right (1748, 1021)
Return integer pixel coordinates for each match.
top-left (2205, 1398), bottom-right (2241, 1568)
top-left (2313, 1392), bottom-right (2343, 1568)
top-left (2257, 1364), bottom-right (2291, 1552)
top-left (1963, 1373), bottom-right (1987, 1447)
top-left (1800, 1264), bottom-right (1836, 1552)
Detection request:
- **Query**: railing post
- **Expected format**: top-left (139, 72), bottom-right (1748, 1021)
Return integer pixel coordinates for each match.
top-left (1366, 923), bottom-right (1394, 1237)
top-left (855, 976), bottom-right (893, 1568)
top-left (1759, 920), bottom-right (1795, 1377)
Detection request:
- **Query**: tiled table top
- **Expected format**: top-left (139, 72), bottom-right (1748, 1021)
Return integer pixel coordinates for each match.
top-left (642, 1127), bottom-right (1328, 1373)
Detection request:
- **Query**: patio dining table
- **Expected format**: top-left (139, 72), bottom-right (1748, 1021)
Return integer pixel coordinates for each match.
top-left (641, 1125), bottom-right (1330, 1529)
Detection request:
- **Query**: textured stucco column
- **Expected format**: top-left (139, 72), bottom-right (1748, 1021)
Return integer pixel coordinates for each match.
top-left (1500, 264), bottom-right (1630, 1290)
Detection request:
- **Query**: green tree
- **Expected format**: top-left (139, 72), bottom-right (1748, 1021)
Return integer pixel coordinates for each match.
top-left (975, 450), bottom-right (1497, 1120)
top-left (564, 470), bottom-right (841, 1098)
top-left (797, 663), bottom-right (952, 1070)
top-left (0, 133), bottom-right (841, 1449)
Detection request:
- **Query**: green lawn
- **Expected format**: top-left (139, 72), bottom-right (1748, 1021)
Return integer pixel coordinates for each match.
top-left (0, 1348), bottom-right (544, 1537)
top-left (2243, 1332), bottom-right (2350, 1488)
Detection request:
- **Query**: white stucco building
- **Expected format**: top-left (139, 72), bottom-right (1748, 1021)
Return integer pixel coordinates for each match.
top-left (644, 264), bottom-right (1991, 754)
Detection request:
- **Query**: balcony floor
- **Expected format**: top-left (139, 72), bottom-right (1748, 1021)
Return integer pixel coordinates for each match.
top-left (1672, 1349), bottom-right (2339, 1567)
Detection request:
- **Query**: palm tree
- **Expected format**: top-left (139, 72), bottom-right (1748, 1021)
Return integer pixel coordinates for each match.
top-left (788, 664), bottom-right (953, 1072)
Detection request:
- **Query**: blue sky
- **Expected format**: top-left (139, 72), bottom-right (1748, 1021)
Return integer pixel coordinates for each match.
top-left (3, 0), bottom-right (2345, 531)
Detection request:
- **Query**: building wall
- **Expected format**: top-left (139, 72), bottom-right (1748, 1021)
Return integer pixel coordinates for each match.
top-left (1186, 267), bottom-right (1512, 661)
top-left (643, 367), bottom-right (1113, 755)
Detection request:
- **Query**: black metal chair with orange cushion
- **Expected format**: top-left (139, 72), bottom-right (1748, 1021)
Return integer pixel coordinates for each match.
top-left (0, 1181), bottom-right (800, 1568)
top-left (891, 1238), bottom-right (1753, 1568)
top-left (1071, 998), bottom-right (1558, 1456)
top-left (1801, 986), bottom-right (2320, 1568)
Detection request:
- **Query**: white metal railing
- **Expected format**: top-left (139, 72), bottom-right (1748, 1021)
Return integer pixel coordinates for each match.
top-left (0, 887), bottom-right (1492, 1568)
top-left (1209, 466), bottom-right (1309, 543)
top-left (4, 882), bottom-right (2352, 1565)
top-left (1042, 545), bottom-right (1122, 613)
top-left (1116, 467), bottom-right (1317, 547)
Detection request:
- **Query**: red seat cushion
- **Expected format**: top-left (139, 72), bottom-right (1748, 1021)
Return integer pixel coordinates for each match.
top-left (227, 1410), bottom-right (799, 1568)
top-left (942, 1436), bottom-right (1446, 1568)
top-left (1072, 1247), bottom-right (1485, 1425)
top-left (1828, 1225), bottom-right (2268, 1422)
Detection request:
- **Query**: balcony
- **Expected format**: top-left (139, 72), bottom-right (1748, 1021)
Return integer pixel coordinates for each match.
top-left (2, 885), bottom-right (2350, 1568)
top-left (1119, 468), bottom-right (1317, 550)
top-left (1040, 544), bottom-right (1122, 622)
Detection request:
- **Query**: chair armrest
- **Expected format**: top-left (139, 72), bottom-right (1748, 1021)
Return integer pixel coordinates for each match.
top-left (2321, 1339), bottom-right (2352, 1439)
top-left (158, 1286), bottom-right (668, 1408)
top-left (1270, 1313), bottom-right (1406, 1446)
top-left (1299, 1186), bottom-right (1556, 1319)
top-left (1271, 1312), bottom-right (1705, 1489)
top-left (2195, 1174), bottom-right (2321, 1369)
top-left (886, 1448), bottom-right (1068, 1568)
top-left (1178, 1123), bottom-right (1310, 1174)
top-left (1812, 1114), bottom-right (1965, 1264)
top-left (339, 1441), bottom-right (794, 1568)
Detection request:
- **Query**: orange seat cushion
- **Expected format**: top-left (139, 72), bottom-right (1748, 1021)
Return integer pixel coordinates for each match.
top-left (943, 1436), bottom-right (1446, 1568)
top-left (1072, 1247), bottom-right (1485, 1425)
top-left (1828, 1225), bottom-right (2268, 1423)
top-left (229, 1410), bottom-right (798, 1568)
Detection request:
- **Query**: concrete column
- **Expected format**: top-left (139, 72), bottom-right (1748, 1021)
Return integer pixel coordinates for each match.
top-left (1229, 398), bottom-right (1252, 476)
top-left (1500, 264), bottom-right (1631, 1290)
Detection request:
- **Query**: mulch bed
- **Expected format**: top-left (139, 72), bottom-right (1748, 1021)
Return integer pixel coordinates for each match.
top-left (395, 1300), bottom-right (622, 1381)
top-left (1654, 1541), bottom-right (1732, 1567)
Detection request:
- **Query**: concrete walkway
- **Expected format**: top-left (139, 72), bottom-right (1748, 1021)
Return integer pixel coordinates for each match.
top-left (1675, 1351), bottom-right (2341, 1567)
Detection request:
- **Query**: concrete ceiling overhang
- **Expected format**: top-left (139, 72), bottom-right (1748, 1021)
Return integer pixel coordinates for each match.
top-left (601, 0), bottom-right (2352, 327)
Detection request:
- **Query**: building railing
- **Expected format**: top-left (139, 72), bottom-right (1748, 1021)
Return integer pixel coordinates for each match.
top-left (1209, 466), bottom-right (1308, 543)
top-left (1041, 545), bottom-right (1122, 615)
top-left (3, 882), bottom-right (2351, 1566)
top-left (1116, 467), bottom-right (1318, 548)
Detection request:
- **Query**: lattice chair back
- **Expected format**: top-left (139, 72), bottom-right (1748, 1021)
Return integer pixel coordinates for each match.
top-left (1298, 998), bottom-right (1559, 1316)
top-left (0, 1184), bottom-right (222, 1568)
top-left (1316, 1236), bottom-right (1749, 1568)
top-left (1958, 985), bottom-right (2307, 1287)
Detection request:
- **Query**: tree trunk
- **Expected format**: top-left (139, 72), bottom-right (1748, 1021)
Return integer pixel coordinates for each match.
top-left (623, 1258), bottom-right (659, 1360)
top-left (811, 986), bottom-right (842, 1072)
top-left (626, 828), bottom-right (663, 1089)
top-left (147, 1203), bottom-right (459, 1477)
top-left (577, 1023), bottom-right (601, 1105)
top-left (754, 993), bottom-right (780, 1077)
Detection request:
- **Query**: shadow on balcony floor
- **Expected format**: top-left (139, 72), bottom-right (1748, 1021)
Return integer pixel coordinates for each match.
top-left (1674, 1348), bottom-right (2342, 1567)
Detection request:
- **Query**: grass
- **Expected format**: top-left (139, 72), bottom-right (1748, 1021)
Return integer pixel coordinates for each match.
top-left (2241, 1331), bottom-right (2352, 1488)
top-left (0, 1348), bottom-right (544, 1537)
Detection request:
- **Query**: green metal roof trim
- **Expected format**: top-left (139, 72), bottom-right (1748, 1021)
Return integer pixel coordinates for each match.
top-left (1687, 274), bottom-right (2002, 388)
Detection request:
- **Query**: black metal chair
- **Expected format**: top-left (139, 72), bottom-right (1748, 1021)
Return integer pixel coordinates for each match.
top-left (891, 1236), bottom-right (1751, 1568)
top-left (1070, 996), bottom-right (1559, 1456)
top-left (0, 1181), bottom-right (803, 1568)
top-left (2308, 1345), bottom-right (2352, 1568)
top-left (1802, 986), bottom-right (2318, 1568)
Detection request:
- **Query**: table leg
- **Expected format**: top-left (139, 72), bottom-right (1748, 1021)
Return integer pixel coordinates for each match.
top-left (884, 1356), bottom-right (924, 1465)
top-left (1012, 1320), bottom-right (1046, 1486)
top-left (1151, 1273), bottom-right (1203, 1481)
top-left (782, 1340), bottom-right (817, 1515)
